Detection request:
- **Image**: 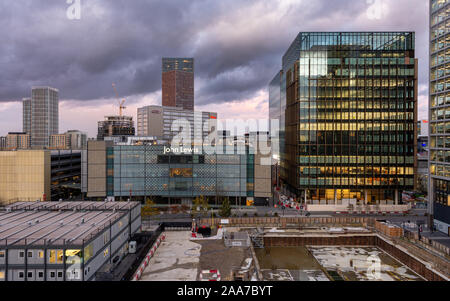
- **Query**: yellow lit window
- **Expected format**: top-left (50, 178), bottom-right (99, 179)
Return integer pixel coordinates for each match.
top-left (84, 244), bottom-right (93, 262)
top-left (49, 250), bottom-right (56, 263)
top-left (0, 271), bottom-right (4, 279)
top-left (39, 251), bottom-right (44, 258)
top-left (104, 248), bottom-right (109, 257)
top-left (57, 250), bottom-right (63, 264)
top-left (65, 250), bottom-right (81, 265)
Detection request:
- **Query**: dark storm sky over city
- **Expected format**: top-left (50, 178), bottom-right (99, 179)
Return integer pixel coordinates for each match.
top-left (0, 0), bottom-right (429, 136)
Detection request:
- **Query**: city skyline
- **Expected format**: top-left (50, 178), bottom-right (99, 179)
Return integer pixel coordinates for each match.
top-left (0, 0), bottom-right (430, 137)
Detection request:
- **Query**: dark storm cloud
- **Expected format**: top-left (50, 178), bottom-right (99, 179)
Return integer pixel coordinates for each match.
top-left (0, 0), bottom-right (429, 107)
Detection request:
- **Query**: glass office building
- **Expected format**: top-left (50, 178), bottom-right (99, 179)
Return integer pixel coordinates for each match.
top-left (271, 32), bottom-right (417, 204)
top-left (22, 98), bottom-right (32, 135)
top-left (108, 145), bottom-right (252, 200)
top-left (84, 141), bottom-right (273, 205)
top-left (429, 0), bottom-right (450, 234)
top-left (269, 71), bottom-right (283, 160)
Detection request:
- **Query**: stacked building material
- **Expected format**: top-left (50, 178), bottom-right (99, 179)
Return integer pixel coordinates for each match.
top-left (375, 221), bottom-right (403, 238)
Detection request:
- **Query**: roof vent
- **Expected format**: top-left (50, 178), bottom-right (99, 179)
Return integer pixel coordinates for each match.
top-left (35, 220), bottom-right (39, 224)
top-left (81, 218), bottom-right (85, 224)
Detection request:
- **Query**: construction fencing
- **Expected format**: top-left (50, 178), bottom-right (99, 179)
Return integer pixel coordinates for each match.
top-left (199, 217), bottom-right (374, 228)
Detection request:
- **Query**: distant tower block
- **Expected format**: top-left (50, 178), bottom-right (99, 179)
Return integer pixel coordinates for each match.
top-left (162, 58), bottom-right (194, 111)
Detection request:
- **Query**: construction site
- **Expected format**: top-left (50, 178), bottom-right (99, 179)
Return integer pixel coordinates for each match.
top-left (135, 217), bottom-right (450, 282)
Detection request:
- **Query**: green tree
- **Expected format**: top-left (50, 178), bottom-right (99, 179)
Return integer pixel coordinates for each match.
top-left (193, 195), bottom-right (209, 214)
top-left (219, 196), bottom-right (232, 217)
top-left (141, 198), bottom-right (159, 217)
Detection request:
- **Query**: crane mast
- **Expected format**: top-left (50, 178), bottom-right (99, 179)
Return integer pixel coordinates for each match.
top-left (112, 83), bottom-right (127, 117)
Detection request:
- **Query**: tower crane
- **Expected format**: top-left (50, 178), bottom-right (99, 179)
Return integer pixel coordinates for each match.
top-left (112, 83), bottom-right (127, 116)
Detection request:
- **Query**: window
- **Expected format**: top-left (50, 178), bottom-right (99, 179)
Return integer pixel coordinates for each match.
top-left (28, 251), bottom-right (33, 258)
top-left (49, 250), bottom-right (56, 263)
top-left (0, 271), bottom-right (4, 279)
top-left (38, 251), bottom-right (44, 259)
top-left (0, 251), bottom-right (5, 258)
top-left (57, 271), bottom-right (63, 278)
top-left (50, 272), bottom-right (55, 278)
top-left (57, 250), bottom-right (63, 264)
top-left (18, 271), bottom-right (24, 279)
top-left (103, 248), bottom-right (109, 257)
top-left (65, 250), bottom-right (81, 265)
top-left (84, 244), bottom-right (93, 262)
top-left (19, 251), bottom-right (25, 259)
top-left (27, 271), bottom-right (33, 279)
top-left (170, 168), bottom-right (193, 178)
top-left (38, 272), bottom-right (44, 278)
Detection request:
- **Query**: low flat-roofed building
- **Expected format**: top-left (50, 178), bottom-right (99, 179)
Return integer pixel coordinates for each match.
top-left (49, 134), bottom-right (69, 150)
top-left (137, 105), bottom-right (217, 143)
top-left (5, 133), bottom-right (30, 150)
top-left (0, 150), bottom-right (83, 205)
top-left (0, 201), bottom-right (141, 281)
top-left (83, 140), bottom-right (272, 205)
top-left (65, 130), bottom-right (87, 150)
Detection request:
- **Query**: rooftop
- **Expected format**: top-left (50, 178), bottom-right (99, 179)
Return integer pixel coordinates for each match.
top-left (0, 201), bottom-right (140, 247)
top-left (3, 201), bottom-right (139, 212)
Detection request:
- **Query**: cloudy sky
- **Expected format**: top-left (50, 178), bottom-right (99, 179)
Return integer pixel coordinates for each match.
top-left (0, 0), bottom-right (429, 137)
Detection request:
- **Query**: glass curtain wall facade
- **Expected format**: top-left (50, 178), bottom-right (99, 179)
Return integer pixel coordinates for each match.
top-left (269, 72), bottom-right (282, 159)
top-left (22, 98), bottom-right (31, 135)
top-left (108, 145), bottom-right (253, 201)
top-left (429, 0), bottom-right (450, 234)
top-left (277, 32), bottom-right (417, 204)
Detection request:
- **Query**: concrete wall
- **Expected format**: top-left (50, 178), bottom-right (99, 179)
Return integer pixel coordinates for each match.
top-left (254, 154), bottom-right (272, 198)
top-left (264, 235), bottom-right (377, 247)
top-left (262, 234), bottom-right (447, 281)
top-left (0, 150), bottom-right (51, 204)
top-left (87, 141), bottom-right (108, 197)
top-left (149, 107), bottom-right (164, 137)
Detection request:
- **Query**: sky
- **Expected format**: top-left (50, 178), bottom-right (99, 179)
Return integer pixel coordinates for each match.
top-left (0, 0), bottom-right (429, 137)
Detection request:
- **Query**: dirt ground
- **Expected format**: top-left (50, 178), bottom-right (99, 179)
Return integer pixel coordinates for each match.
top-left (197, 240), bottom-right (252, 281)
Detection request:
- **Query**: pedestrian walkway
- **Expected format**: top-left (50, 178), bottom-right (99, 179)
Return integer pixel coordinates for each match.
top-left (140, 231), bottom-right (201, 281)
top-left (421, 230), bottom-right (450, 249)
